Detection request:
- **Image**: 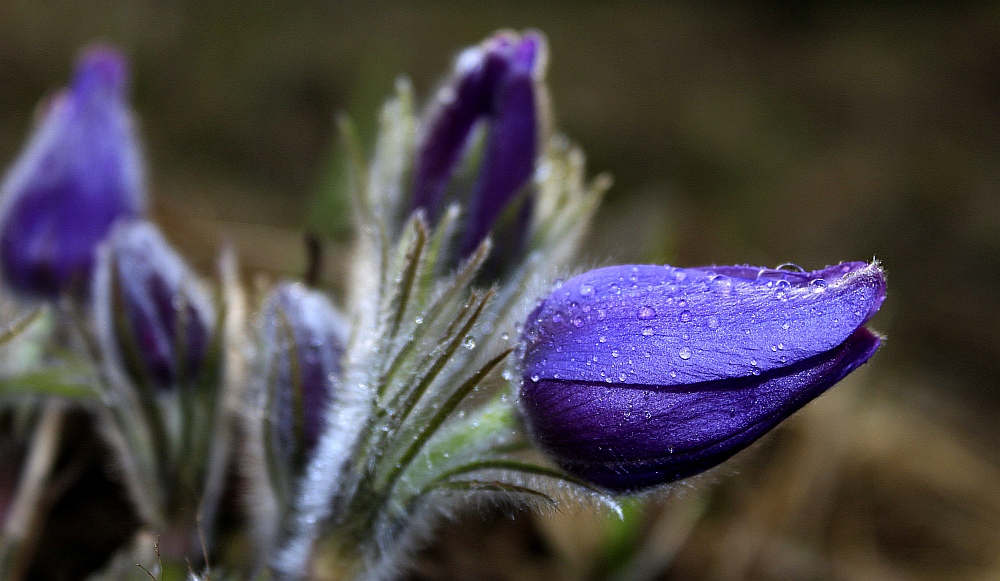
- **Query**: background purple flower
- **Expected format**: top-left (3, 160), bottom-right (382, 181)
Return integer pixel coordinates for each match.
top-left (520, 262), bottom-right (886, 491)
top-left (0, 45), bottom-right (145, 299)
top-left (94, 220), bottom-right (213, 392)
top-left (411, 31), bottom-right (543, 257)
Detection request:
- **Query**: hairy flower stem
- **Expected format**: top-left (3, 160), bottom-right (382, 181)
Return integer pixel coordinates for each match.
top-left (0, 400), bottom-right (65, 580)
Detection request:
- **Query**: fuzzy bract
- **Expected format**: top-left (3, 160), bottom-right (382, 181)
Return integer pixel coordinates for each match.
top-left (520, 262), bottom-right (886, 491)
top-left (0, 45), bottom-right (145, 299)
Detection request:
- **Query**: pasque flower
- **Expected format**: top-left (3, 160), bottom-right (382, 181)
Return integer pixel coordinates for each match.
top-left (0, 45), bottom-right (145, 299)
top-left (411, 31), bottom-right (543, 257)
top-left (260, 282), bottom-right (346, 459)
top-left (93, 220), bottom-right (214, 392)
top-left (520, 261), bottom-right (886, 491)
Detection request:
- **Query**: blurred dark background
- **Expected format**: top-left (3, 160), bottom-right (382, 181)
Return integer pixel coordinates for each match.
top-left (1, 2), bottom-right (999, 580)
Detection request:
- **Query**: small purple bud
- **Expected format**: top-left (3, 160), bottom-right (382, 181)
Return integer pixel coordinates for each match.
top-left (0, 45), bottom-right (146, 299)
top-left (260, 282), bottom-right (345, 458)
top-left (412, 32), bottom-right (543, 255)
top-left (520, 261), bottom-right (886, 491)
top-left (94, 221), bottom-right (214, 392)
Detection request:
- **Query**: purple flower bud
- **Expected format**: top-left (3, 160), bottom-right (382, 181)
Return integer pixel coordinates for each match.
top-left (520, 261), bottom-right (886, 491)
top-left (260, 282), bottom-right (345, 457)
top-left (412, 32), bottom-right (543, 255)
top-left (0, 45), bottom-right (146, 299)
top-left (94, 221), bottom-right (214, 392)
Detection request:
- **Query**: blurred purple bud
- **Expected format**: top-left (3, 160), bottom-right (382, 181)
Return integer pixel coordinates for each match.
top-left (0, 45), bottom-right (145, 299)
top-left (261, 282), bottom-right (345, 458)
top-left (520, 261), bottom-right (886, 491)
top-left (412, 32), bottom-right (543, 254)
top-left (94, 221), bottom-right (214, 392)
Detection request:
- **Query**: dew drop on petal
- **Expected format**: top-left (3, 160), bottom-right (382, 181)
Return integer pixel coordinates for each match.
top-left (679, 310), bottom-right (692, 323)
top-left (641, 327), bottom-right (654, 336)
top-left (710, 275), bottom-right (733, 295)
top-left (572, 317), bottom-right (584, 328)
top-left (611, 349), bottom-right (620, 358)
top-left (598, 335), bottom-right (607, 343)
top-left (579, 283), bottom-right (594, 297)
top-left (707, 315), bottom-right (720, 329)
top-left (530, 374), bottom-right (540, 383)
top-left (809, 279), bottom-right (828, 293)
top-left (637, 306), bottom-right (656, 320)
top-left (678, 347), bottom-right (692, 360)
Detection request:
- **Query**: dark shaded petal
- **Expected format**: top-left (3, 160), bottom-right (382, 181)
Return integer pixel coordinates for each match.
top-left (523, 261), bottom-right (885, 386)
top-left (460, 33), bottom-right (542, 257)
top-left (95, 221), bottom-right (213, 391)
top-left (411, 34), bottom-right (516, 221)
top-left (261, 282), bottom-right (346, 456)
top-left (522, 327), bottom-right (881, 491)
top-left (0, 45), bottom-right (145, 298)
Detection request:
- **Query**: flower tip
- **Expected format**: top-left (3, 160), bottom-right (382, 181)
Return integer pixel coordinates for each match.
top-left (512, 32), bottom-right (544, 73)
top-left (836, 260), bottom-right (886, 324)
top-left (72, 44), bottom-right (129, 99)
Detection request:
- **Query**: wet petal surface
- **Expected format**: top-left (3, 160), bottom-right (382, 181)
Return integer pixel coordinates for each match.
top-left (523, 262), bottom-right (885, 387)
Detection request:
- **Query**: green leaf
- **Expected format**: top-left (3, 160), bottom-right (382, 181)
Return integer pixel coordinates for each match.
top-left (0, 370), bottom-right (96, 400)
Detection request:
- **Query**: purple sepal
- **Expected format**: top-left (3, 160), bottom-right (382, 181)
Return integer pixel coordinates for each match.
top-left (412, 32), bottom-right (542, 253)
top-left (261, 282), bottom-right (345, 457)
top-left (94, 221), bottom-right (214, 392)
top-left (0, 45), bottom-right (145, 299)
top-left (520, 261), bottom-right (886, 491)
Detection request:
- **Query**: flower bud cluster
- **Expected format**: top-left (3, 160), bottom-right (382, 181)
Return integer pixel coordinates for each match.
top-left (0, 31), bottom-right (885, 580)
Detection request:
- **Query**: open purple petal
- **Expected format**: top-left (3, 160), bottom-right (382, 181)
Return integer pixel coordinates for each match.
top-left (459, 34), bottom-right (541, 257)
top-left (522, 327), bottom-right (881, 491)
top-left (411, 32), bottom-right (543, 259)
top-left (411, 34), bottom-right (515, 221)
top-left (0, 45), bottom-right (145, 299)
top-left (523, 261), bottom-right (885, 386)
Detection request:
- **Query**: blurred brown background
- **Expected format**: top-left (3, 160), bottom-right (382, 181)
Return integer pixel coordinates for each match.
top-left (2, 2), bottom-right (999, 580)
